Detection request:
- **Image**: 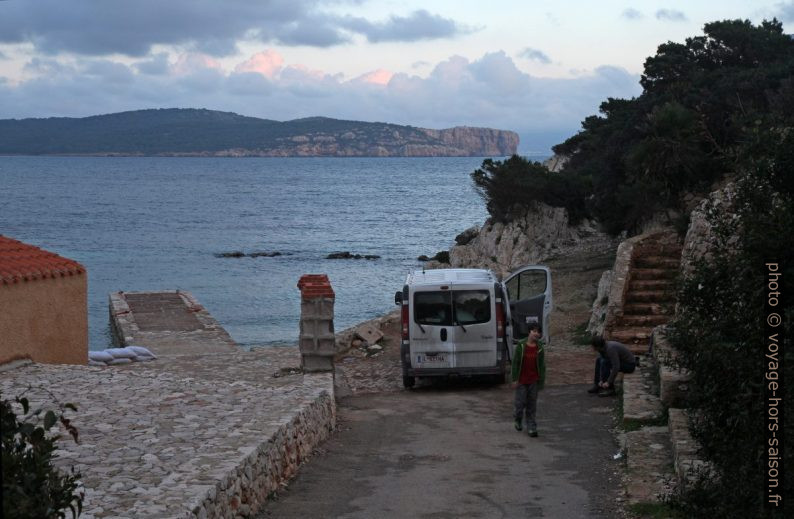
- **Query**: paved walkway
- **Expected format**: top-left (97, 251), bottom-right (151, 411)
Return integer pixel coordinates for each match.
top-left (1, 292), bottom-right (335, 518)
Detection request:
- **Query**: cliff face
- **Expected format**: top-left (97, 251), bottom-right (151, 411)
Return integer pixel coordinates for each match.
top-left (419, 127), bottom-right (520, 157)
top-left (214, 126), bottom-right (518, 157)
top-left (445, 204), bottom-right (618, 279)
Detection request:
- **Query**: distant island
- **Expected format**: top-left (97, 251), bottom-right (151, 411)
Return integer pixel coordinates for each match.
top-left (0, 108), bottom-right (519, 157)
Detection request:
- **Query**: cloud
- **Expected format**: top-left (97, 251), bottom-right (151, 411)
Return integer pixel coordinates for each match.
top-left (518, 47), bottom-right (551, 64)
top-left (655, 9), bottom-right (687, 22)
top-left (0, 1), bottom-right (468, 57)
top-left (621, 8), bottom-right (644, 20)
top-left (135, 53), bottom-right (171, 76)
top-left (234, 50), bottom-right (284, 78)
top-left (0, 51), bottom-right (642, 153)
top-left (775, 2), bottom-right (794, 22)
top-left (339, 9), bottom-right (471, 43)
top-left (354, 69), bottom-right (394, 85)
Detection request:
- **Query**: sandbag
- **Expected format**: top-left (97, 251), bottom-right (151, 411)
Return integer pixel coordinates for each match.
top-left (89, 350), bottom-right (114, 363)
top-left (127, 345), bottom-right (157, 359)
top-left (108, 357), bottom-right (133, 365)
top-left (105, 347), bottom-right (137, 359)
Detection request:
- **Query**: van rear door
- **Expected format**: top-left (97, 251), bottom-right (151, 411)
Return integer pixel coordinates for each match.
top-left (410, 289), bottom-right (453, 369)
top-left (503, 266), bottom-right (553, 354)
top-left (448, 288), bottom-right (495, 368)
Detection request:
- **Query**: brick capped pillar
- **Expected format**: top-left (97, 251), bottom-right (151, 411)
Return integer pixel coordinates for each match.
top-left (297, 274), bottom-right (336, 372)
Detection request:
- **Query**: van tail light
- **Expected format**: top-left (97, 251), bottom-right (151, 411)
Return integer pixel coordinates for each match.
top-left (495, 300), bottom-right (505, 339)
top-left (401, 304), bottom-right (409, 340)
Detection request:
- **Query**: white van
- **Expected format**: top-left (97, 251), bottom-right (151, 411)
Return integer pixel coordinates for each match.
top-left (395, 266), bottom-right (552, 388)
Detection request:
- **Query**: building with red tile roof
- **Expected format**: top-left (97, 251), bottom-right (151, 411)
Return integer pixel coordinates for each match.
top-left (0, 235), bottom-right (87, 365)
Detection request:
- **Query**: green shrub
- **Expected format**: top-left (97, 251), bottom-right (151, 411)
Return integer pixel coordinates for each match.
top-left (470, 155), bottom-right (590, 224)
top-left (432, 251), bottom-right (450, 264)
top-left (665, 147), bottom-right (793, 516)
top-left (1, 391), bottom-right (83, 518)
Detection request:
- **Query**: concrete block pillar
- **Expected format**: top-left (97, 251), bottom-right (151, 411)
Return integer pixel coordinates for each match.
top-left (297, 274), bottom-right (336, 372)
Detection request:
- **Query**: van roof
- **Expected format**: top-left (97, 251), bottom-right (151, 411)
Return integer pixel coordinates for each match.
top-left (405, 268), bottom-right (497, 286)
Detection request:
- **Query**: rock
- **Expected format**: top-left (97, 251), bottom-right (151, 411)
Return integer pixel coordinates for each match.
top-left (215, 251), bottom-right (245, 258)
top-left (587, 270), bottom-right (613, 336)
top-left (417, 255), bottom-right (431, 261)
top-left (542, 154), bottom-right (569, 172)
top-left (454, 226), bottom-right (480, 246)
top-left (448, 203), bottom-right (617, 278)
top-left (351, 339), bottom-right (362, 348)
top-left (326, 251), bottom-right (380, 260)
top-left (248, 251), bottom-right (283, 258)
top-left (355, 324), bottom-right (383, 345)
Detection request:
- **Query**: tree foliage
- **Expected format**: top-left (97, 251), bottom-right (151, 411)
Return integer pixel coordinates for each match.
top-left (1, 391), bottom-right (84, 518)
top-left (470, 154), bottom-right (589, 223)
top-left (551, 18), bottom-right (794, 234)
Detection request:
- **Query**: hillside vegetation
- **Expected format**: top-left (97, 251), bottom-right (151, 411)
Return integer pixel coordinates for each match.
top-left (0, 109), bottom-right (518, 157)
top-left (474, 19), bottom-right (794, 234)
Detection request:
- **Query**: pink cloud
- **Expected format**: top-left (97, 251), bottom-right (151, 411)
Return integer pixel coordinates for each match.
top-left (172, 53), bottom-right (223, 75)
top-left (354, 68), bottom-right (394, 86)
top-left (234, 50), bottom-right (284, 78)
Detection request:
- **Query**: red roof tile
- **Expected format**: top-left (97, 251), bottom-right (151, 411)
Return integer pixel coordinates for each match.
top-left (0, 235), bottom-right (85, 286)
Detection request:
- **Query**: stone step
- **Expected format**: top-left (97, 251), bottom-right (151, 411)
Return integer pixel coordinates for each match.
top-left (617, 314), bottom-right (671, 327)
top-left (632, 256), bottom-right (681, 269)
top-left (628, 279), bottom-right (675, 292)
top-left (651, 327), bottom-right (691, 408)
top-left (624, 426), bottom-right (675, 504)
top-left (633, 242), bottom-right (682, 257)
top-left (625, 290), bottom-right (674, 303)
top-left (608, 328), bottom-right (652, 353)
top-left (622, 366), bottom-right (665, 426)
top-left (623, 303), bottom-right (673, 316)
top-left (631, 268), bottom-right (678, 280)
top-left (668, 409), bottom-right (711, 491)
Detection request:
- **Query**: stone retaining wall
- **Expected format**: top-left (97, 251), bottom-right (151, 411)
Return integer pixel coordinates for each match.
top-left (190, 374), bottom-right (336, 518)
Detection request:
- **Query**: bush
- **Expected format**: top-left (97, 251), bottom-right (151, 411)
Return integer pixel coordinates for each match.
top-left (470, 154), bottom-right (590, 223)
top-left (666, 147), bottom-right (793, 516)
top-left (1, 391), bottom-right (83, 518)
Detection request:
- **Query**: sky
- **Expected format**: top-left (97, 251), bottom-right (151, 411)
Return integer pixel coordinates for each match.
top-left (1, 1), bottom-right (792, 154)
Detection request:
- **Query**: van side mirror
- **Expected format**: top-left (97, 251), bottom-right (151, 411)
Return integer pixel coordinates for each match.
top-left (394, 291), bottom-right (403, 305)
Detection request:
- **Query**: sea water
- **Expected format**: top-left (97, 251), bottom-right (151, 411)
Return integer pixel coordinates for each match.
top-left (0, 156), bottom-right (499, 350)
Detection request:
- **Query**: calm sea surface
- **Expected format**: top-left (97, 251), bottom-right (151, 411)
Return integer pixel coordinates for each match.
top-left (1, 156), bottom-right (500, 350)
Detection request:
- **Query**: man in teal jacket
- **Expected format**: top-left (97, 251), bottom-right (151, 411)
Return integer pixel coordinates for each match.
top-left (511, 323), bottom-right (546, 437)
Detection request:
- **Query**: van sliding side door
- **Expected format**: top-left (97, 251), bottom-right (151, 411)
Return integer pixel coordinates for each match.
top-left (503, 266), bottom-right (553, 347)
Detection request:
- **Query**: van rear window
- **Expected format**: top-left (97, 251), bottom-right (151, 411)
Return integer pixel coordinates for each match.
top-left (414, 290), bottom-right (490, 326)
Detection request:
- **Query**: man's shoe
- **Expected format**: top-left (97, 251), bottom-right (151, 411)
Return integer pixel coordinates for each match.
top-left (514, 418), bottom-right (523, 431)
top-left (528, 428), bottom-right (538, 437)
top-left (587, 385), bottom-right (600, 394)
top-left (598, 388), bottom-right (617, 397)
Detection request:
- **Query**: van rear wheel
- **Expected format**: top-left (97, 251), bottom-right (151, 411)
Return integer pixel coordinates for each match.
top-left (402, 376), bottom-right (415, 389)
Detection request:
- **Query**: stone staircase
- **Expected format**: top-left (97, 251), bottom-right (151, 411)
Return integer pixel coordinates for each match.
top-left (606, 230), bottom-right (682, 354)
top-left (600, 229), bottom-right (712, 508)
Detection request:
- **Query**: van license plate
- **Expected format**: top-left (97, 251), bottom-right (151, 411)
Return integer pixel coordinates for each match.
top-left (421, 354), bottom-right (446, 363)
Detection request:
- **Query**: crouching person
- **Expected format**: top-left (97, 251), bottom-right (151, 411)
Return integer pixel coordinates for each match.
top-left (512, 323), bottom-right (546, 437)
top-left (588, 336), bottom-right (636, 397)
